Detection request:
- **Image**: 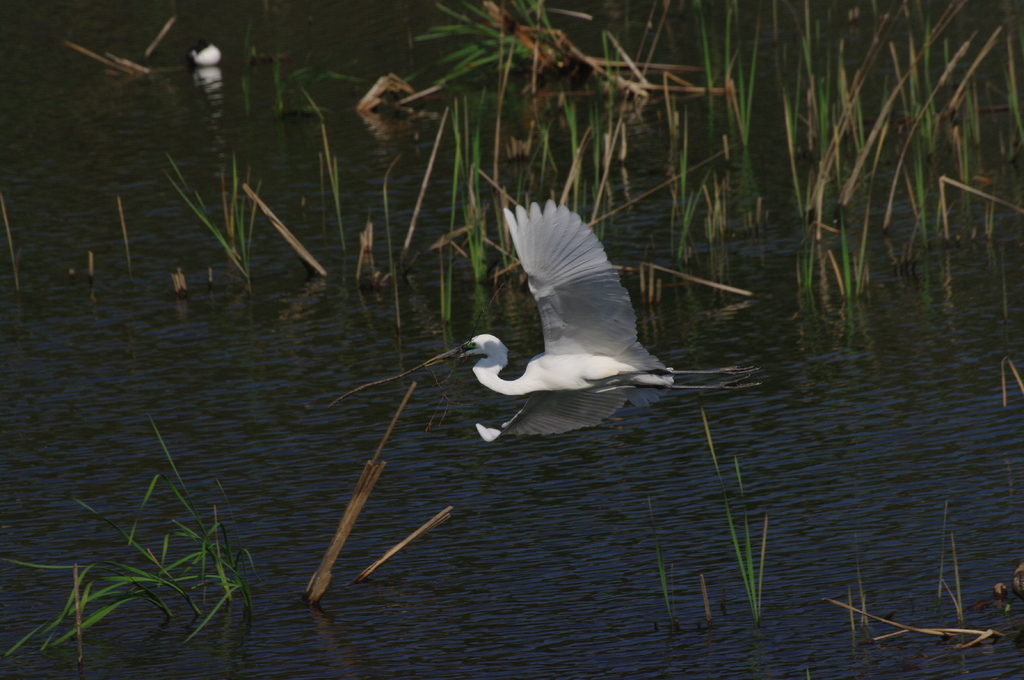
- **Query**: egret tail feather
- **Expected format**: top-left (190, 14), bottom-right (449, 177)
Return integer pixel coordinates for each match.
top-left (476, 423), bottom-right (502, 441)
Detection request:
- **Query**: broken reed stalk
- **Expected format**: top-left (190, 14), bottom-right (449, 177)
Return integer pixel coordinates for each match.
top-left (1, 190), bottom-right (17, 292)
top-left (382, 154), bottom-right (402, 331)
top-left (352, 505), bottom-right (453, 583)
top-left (73, 563), bottom-right (83, 668)
top-left (589, 113), bottom-right (625, 225)
top-left (559, 127), bottom-right (593, 206)
top-left (937, 176), bottom-right (1024, 241)
top-left (327, 350), bottom-right (443, 407)
top-left (144, 15), bottom-right (177, 61)
top-left (822, 597), bottom-right (1003, 649)
top-left (643, 262), bottom-right (753, 297)
top-left (117, 196), bottom-right (132, 280)
top-left (699, 574), bottom-right (713, 627)
top-left (88, 251), bottom-right (95, 288)
top-left (590, 144), bottom-right (729, 227)
top-left (303, 382), bottom-right (417, 605)
top-left (1001, 357), bottom-right (1024, 406)
top-left (65, 41), bottom-right (149, 75)
top-left (241, 183), bottom-right (328, 278)
top-left (172, 268), bottom-right (187, 299)
top-left (402, 106), bottom-right (450, 260)
top-left (879, 34), bottom-right (981, 232)
top-left (826, 1), bottom-right (965, 221)
top-left (827, 250), bottom-right (846, 298)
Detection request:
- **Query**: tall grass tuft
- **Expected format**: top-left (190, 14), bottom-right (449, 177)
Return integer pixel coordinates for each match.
top-left (4, 421), bottom-right (253, 657)
top-left (167, 155), bottom-right (255, 294)
top-left (321, 124), bottom-right (346, 251)
top-left (702, 408), bottom-right (767, 626)
top-left (451, 97), bottom-right (489, 281)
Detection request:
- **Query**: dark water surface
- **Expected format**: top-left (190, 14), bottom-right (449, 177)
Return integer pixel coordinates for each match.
top-left (3, 1), bottom-right (1024, 678)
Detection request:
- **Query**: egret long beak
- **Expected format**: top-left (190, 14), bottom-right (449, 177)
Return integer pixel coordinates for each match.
top-left (422, 344), bottom-right (465, 367)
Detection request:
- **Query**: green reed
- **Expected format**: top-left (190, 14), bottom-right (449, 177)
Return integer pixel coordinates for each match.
top-left (418, 0), bottom-right (550, 85)
top-left (167, 155), bottom-right (253, 294)
top-left (4, 422), bottom-right (253, 657)
top-left (647, 499), bottom-right (679, 631)
top-left (320, 123), bottom-right (346, 251)
top-left (702, 408), bottom-right (766, 626)
top-left (466, 98), bottom-right (488, 281)
top-left (674, 118), bottom-right (701, 264)
top-left (732, 18), bottom-right (759, 147)
top-left (439, 103), bottom-right (465, 322)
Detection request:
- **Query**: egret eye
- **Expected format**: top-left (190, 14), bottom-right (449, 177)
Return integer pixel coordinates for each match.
top-left (464, 341), bottom-right (477, 350)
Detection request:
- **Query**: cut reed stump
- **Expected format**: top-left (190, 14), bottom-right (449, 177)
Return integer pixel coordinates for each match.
top-left (172, 268), bottom-right (187, 299)
top-left (304, 382), bottom-right (416, 605)
top-left (242, 183), bottom-right (327, 278)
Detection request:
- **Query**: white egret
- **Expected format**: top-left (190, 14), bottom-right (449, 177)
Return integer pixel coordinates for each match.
top-left (448, 200), bottom-right (756, 442)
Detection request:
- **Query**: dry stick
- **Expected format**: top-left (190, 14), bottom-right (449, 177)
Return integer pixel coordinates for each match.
top-left (65, 41), bottom-right (146, 75)
top-left (591, 145), bottom-right (730, 226)
top-left (383, 154), bottom-right (402, 331)
top-left (808, 1), bottom-right (907, 215)
top-left (639, 0), bottom-right (672, 81)
top-left (242, 183), bottom-right (328, 278)
top-left (818, 0), bottom-right (961, 220)
top-left (1, 191), bottom-right (17, 292)
top-left (117, 196), bottom-right (132, 280)
top-left (1002, 357), bottom-right (1024, 406)
top-left (64, 41), bottom-right (129, 71)
top-left (939, 176), bottom-right (1024, 216)
top-left (328, 350), bottom-right (446, 406)
top-left (144, 15), bottom-right (177, 61)
top-left (88, 251), bottom-right (95, 288)
top-left (822, 598), bottom-right (1003, 648)
top-left (559, 127), bottom-right (593, 206)
top-left (946, 27), bottom-right (1003, 117)
top-left (479, 143), bottom-right (727, 231)
top-left (105, 52), bottom-right (151, 75)
top-left (644, 262), bottom-right (753, 297)
top-left (826, 250), bottom-right (846, 298)
top-left (73, 563), bottom-right (83, 668)
top-left (352, 505), bottom-right (453, 583)
top-left (304, 383), bottom-right (417, 604)
top-left (402, 107), bottom-right (450, 260)
top-left (604, 31), bottom-right (651, 87)
top-left (699, 574), bottom-right (712, 626)
top-left (589, 114), bottom-right (625, 226)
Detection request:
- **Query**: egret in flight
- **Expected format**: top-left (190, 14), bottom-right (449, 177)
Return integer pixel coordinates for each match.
top-left (435, 200), bottom-right (756, 442)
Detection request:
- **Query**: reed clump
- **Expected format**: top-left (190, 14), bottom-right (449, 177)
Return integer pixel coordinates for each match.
top-left (4, 422), bottom-right (253, 657)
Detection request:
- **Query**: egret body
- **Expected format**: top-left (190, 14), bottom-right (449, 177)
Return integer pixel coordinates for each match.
top-left (458, 201), bottom-right (755, 442)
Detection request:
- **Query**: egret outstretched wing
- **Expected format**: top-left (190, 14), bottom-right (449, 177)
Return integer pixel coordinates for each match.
top-left (504, 200), bottom-right (657, 367)
top-left (478, 389), bottom-right (629, 441)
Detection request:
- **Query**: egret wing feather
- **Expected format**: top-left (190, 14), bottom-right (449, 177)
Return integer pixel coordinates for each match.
top-left (501, 389), bottom-right (629, 436)
top-left (505, 201), bottom-right (658, 368)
